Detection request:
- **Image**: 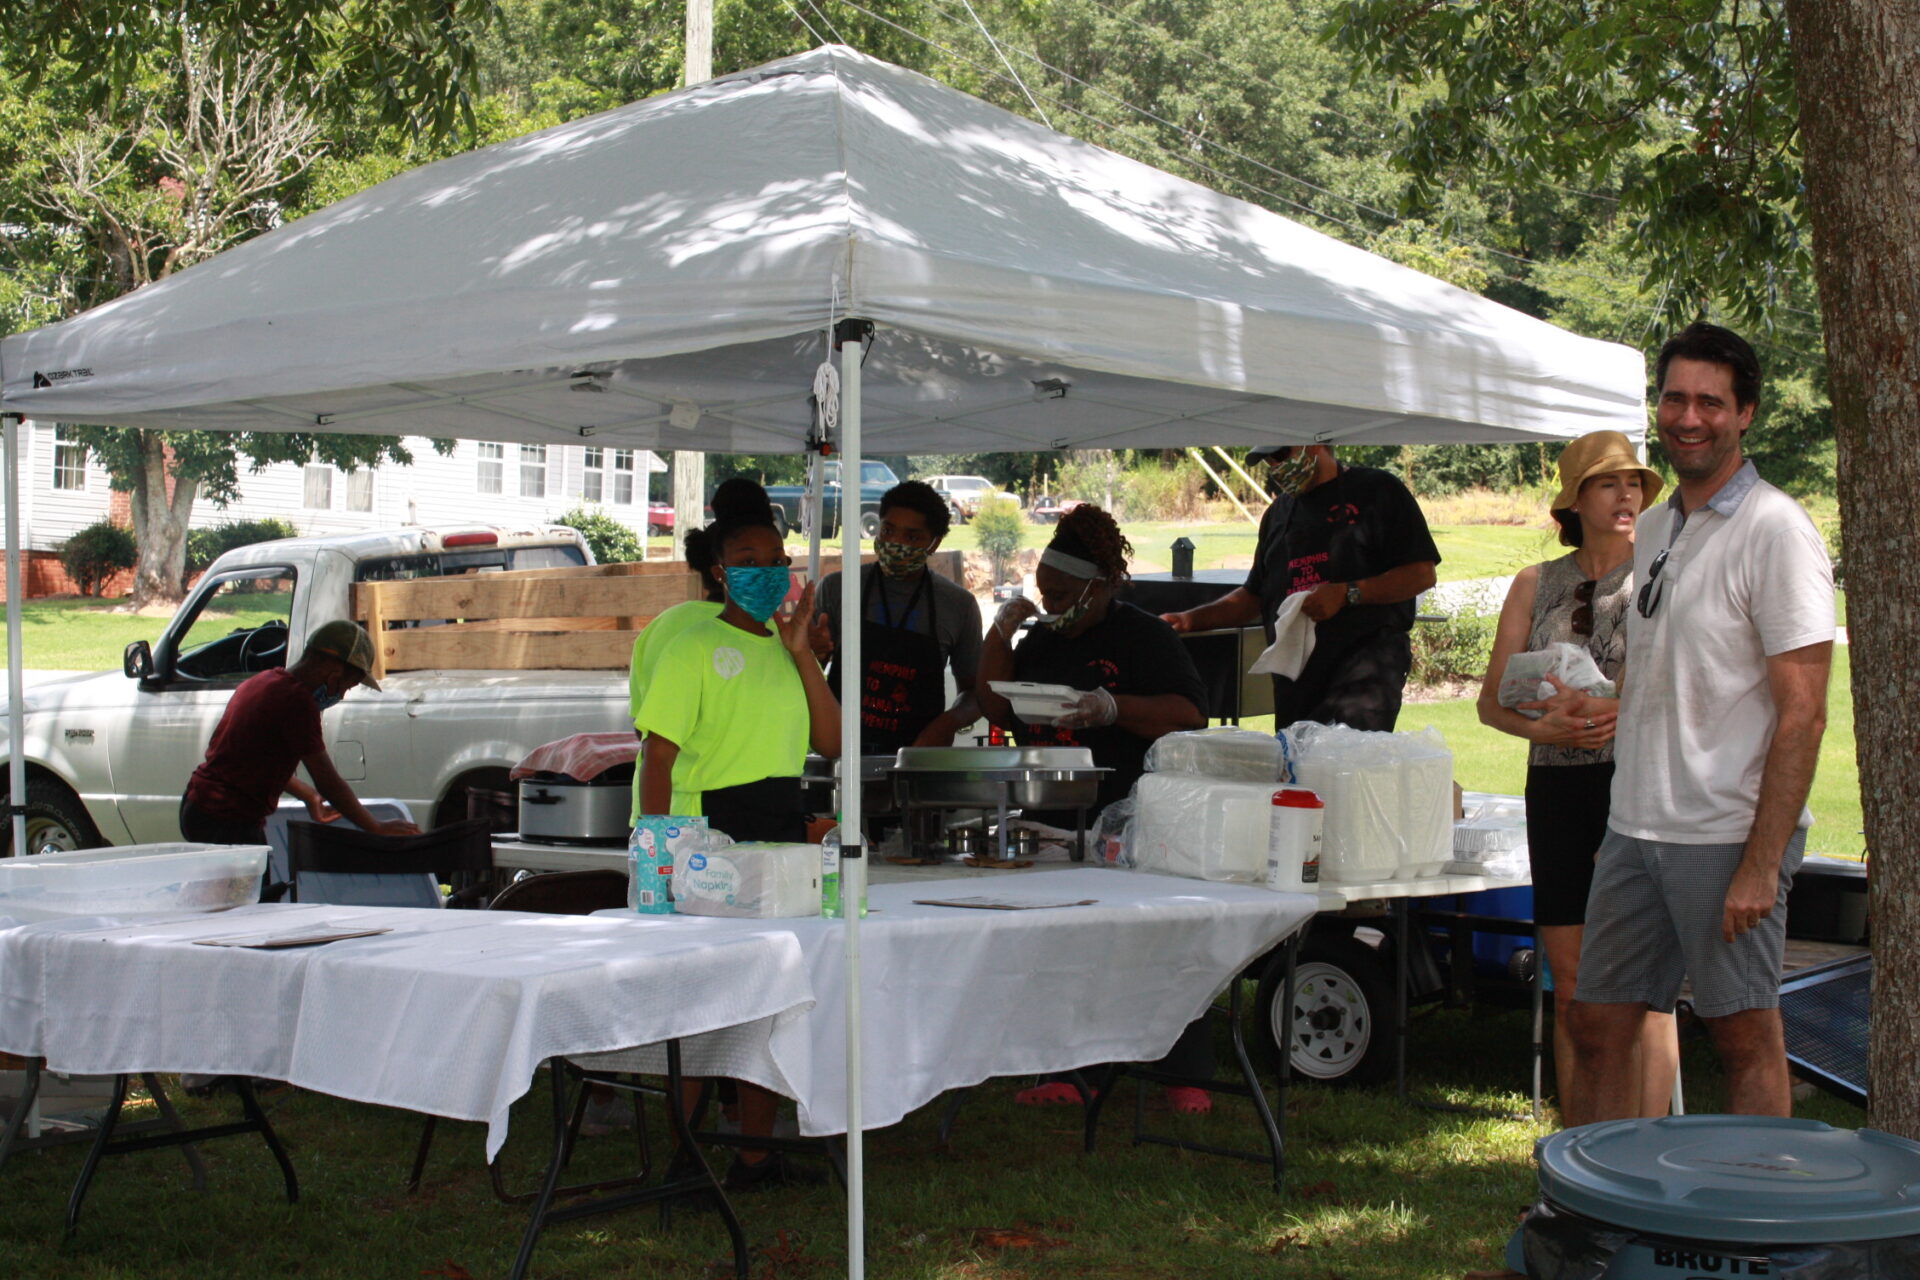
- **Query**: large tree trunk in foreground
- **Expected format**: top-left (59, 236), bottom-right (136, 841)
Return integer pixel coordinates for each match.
top-left (1786, 0), bottom-right (1920, 1139)
top-left (126, 431), bottom-right (196, 610)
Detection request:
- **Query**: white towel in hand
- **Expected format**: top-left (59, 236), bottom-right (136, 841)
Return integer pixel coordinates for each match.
top-left (1248, 591), bottom-right (1316, 679)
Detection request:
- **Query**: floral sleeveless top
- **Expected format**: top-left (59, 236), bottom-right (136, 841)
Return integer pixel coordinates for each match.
top-left (1526, 553), bottom-right (1631, 768)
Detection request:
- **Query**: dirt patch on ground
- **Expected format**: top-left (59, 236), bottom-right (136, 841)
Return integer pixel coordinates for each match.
top-left (1405, 678), bottom-right (1478, 704)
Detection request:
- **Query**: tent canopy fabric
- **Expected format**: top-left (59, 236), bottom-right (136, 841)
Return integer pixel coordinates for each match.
top-left (0, 45), bottom-right (1645, 453)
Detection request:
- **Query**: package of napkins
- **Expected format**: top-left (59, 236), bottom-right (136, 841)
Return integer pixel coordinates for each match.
top-left (673, 842), bottom-right (820, 918)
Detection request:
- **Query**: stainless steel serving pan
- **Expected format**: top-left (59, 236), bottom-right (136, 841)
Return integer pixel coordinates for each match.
top-left (801, 754), bottom-right (899, 814)
top-left (890, 746), bottom-right (1107, 811)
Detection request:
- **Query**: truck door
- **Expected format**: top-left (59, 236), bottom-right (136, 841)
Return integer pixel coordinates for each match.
top-left (108, 565), bottom-right (298, 842)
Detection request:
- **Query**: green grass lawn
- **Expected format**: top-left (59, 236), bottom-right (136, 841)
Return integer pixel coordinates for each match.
top-left (0, 1000), bottom-right (1867, 1280)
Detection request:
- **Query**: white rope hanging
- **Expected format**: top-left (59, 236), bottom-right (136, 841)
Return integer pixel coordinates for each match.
top-left (813, 357), bottom-right (840, 439)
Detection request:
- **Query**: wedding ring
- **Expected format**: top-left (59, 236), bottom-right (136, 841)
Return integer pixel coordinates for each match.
top-left (1584, 718), bottom-right (1595, 730)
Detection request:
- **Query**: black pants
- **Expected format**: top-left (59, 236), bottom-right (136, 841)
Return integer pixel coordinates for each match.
top-left (1271, 629), bottom-right (1412, 732)
top-left (178, 796), bottom-right (267, 846)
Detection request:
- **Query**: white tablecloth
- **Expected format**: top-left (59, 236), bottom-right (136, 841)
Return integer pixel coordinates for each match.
top-left (0, 903), bottom-right (813, 1159)
top-left (587, 866), bottom-right (1317, 1136)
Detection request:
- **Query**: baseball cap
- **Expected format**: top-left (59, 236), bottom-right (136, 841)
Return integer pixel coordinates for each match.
top-left (306, 619), bottom-right (382, 691)
top-left (1247, 443), bottom-right (1312, 465)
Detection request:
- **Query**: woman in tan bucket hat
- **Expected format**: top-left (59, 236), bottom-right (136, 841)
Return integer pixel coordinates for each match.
top-left (1475, 430), bottom-right (1678, 1125)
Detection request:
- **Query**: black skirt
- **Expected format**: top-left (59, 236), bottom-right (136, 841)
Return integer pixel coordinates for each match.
top-left (1523, 760), bottom-right (1615, 927)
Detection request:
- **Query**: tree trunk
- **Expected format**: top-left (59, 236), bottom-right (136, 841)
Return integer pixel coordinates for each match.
top-left (1785, 1), bottom-right (1920, 1138)
top-left (126, 430), bottom-right (195, 609)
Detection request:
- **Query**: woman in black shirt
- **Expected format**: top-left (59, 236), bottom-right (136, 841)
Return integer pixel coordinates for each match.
top-left (977, 505), bottom-right (1214, 1112)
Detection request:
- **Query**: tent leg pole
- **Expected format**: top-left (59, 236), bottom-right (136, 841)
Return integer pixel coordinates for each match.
top-left (836, 321), bottom-right (868, 1280)
top-left (5, 413), bottom-right (28, 856)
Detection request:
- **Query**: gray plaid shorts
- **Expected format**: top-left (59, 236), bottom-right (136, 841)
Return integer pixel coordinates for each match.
top-left (1576, 826), bottom-right (1806, 1019)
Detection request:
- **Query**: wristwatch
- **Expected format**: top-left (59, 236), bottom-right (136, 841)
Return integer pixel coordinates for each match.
top-left (1345, 581), bottom-right (1363, 606)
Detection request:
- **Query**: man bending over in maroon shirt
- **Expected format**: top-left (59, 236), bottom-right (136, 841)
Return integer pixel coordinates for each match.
top-left (180, 619), bottom-right (420, 845)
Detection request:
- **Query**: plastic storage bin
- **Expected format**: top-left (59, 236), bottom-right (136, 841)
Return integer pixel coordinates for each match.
top-left (1508, 1116), bottom-right (1920, 1278)
top-left (0, 843), bottom-right (270, 920)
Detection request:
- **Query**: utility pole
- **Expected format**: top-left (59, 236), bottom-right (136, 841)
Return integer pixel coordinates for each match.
top-left (669, 0), bottom-right (714, 557)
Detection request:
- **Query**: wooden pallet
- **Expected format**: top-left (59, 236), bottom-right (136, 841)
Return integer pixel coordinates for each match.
top-left (350, 549), bottom-right (962, 678)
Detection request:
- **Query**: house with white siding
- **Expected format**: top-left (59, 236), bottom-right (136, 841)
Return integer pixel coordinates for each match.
top-left (4, 421), bottom-right (666, 597)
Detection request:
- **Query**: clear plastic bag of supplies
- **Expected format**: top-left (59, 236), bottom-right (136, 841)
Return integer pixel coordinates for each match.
top-left (1497, 642), bottom-right (1614, 719)
top-left (1143, 726), bottom-right (1287, 783)
top-left (1449, 795), bottom-right (1529, 877)
top-left (1131, 772), bottom-right (1275, 883)
top-left (1280, 722), bottom-right (1453, 882)
top-left (1093, 796), bottom-right (1135, 868)
top-left (673, 841), bottom-right (820, 918)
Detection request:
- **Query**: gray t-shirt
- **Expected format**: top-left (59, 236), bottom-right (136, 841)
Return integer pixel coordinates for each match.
top-left (816, 565), bottom-right (983, 689)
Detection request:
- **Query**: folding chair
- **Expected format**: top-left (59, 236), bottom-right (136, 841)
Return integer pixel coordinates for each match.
top-left (286, 817), bottom-right (493, 907)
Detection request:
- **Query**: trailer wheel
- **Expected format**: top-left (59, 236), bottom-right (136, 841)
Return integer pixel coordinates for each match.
top-left (858, 509), bottom-right (880, 539)
top-left (771, 507), bottom-right (790, 539)
top-left (1255, 933), bottom-right (1395, 1085)
top-left (2, 777), bottom-right (105, 858)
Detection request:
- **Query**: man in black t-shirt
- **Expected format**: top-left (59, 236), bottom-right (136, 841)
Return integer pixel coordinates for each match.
top-left (1163, 445), bottom-right (1439, 731)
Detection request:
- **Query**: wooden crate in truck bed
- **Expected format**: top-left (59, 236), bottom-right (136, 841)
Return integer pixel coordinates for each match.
top-left (351, 550), bottom-right (963, 676)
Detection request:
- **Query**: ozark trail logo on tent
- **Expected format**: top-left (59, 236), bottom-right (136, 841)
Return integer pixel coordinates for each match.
top-left (31, 368), bottom-right (93, 389)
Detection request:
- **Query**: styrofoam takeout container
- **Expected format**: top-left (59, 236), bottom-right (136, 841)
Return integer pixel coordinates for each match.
top-left (989, 680), bottom-right (1082, 724)
top-left (0, 843), bottom-right (269, 921)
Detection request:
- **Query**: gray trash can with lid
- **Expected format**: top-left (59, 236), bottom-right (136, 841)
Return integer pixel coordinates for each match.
top-left (1505, 1115), bottom-right (1920, 1277)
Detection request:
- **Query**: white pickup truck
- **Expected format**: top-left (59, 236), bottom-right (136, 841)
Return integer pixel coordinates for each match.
top-left (3, 525), bottom-right (638, 855)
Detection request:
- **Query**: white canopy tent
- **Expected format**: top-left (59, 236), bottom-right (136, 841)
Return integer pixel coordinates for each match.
top-left (2, 44), bottom-right (1646, 1276)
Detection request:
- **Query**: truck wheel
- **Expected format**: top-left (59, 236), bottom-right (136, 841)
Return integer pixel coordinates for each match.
top-left (772, 508), bottom-right (790, 539)
top-left (1255, 933), bottom-right (1395, 1085)
top-left (435, 769), bottom-right (516, 832)
top-left (3, 777), bottom-right (105, 858)
top-left (858, 510), bottom-right (880, 539)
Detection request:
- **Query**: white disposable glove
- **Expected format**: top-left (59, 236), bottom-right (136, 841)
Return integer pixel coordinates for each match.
top-left (992, 596), bottom-right (1038, 640)
top-left (1053, 686), bottom-right (1117, 730)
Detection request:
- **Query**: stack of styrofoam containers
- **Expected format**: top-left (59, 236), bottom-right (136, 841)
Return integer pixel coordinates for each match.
top-left (1130, 772), bottom-right (1276, 883)
top-left (1142, 727), bottom-right (1289, 784)
top-left (1131, 728), bottom-right (1289, 882)
top-left (1284, 723), bottom-right (1453, 884)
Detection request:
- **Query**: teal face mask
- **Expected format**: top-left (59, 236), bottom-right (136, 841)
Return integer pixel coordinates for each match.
top-left (724, 565), bottom-right (791, 623)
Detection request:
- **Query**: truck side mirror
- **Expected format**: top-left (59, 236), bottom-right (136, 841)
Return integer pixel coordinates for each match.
top-left (123, 639), bottom-right (154, 681)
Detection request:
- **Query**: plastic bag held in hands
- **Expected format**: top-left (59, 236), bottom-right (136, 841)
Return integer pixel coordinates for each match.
top-left (1054, 686), bottom-right (1117, 730)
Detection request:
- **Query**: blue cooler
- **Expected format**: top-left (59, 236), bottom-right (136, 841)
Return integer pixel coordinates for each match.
top-left (1507, 1115), bottom-right (1920, 1277)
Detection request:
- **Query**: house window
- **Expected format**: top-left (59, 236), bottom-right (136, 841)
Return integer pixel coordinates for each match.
top-left (519, 444), bottom-right (548, 498)
top-left (302, 464), bottom-right (333, 509)
top-left (345, 468), bottom-right (374, 513)
top-left (51, 427), bottom-right (88, 491)
top-left (477, 442), bottom-right (503, 494)
top-left (582, 447), bottom-right (605, 503)
top-left (611, 450), bottom-right (635, 504)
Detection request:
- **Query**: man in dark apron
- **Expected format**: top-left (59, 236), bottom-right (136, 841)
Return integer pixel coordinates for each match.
top-left (813, 481), bottom-right (984, 753)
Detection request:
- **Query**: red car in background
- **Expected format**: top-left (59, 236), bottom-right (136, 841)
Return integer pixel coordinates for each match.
top-left (1029, 494), bottom-right (1086, 524)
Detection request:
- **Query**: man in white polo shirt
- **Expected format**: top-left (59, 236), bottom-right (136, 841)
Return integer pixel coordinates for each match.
top-left (1567, 323), bottom-right (1834, 1122)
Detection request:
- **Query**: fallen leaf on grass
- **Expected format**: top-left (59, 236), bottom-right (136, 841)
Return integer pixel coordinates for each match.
top-left (420, 1264), bottom-right (473, 1280)
top-left (967, 1225), bottom-right (1069, 1250)
top-left (1266, 1228), bottom-right (1311, 1253)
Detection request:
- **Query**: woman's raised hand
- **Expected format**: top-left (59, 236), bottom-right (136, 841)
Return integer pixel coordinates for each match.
top-left (777, 580), bottom-right (819, 659)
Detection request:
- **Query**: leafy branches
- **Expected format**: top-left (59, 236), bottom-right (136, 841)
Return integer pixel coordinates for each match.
top-left (1327, 0), bottom-right (1807, 330)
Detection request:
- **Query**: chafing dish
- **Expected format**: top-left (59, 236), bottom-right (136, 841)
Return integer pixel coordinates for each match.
top-left (801, 754), bottom-right (899, 814)
top-left (890, 746), bottom-right (1108, 812)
